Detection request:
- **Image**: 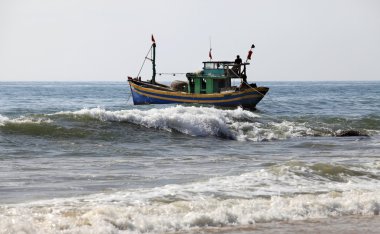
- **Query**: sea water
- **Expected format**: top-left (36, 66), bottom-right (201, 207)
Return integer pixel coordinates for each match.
top-left (0, 81), bottom-right (379, 233)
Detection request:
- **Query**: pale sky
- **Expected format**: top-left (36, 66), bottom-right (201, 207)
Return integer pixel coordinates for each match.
top-left (1, 0), bottom-right (380, 82)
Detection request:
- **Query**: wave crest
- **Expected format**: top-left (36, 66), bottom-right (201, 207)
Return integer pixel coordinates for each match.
top-left (58, 106), bottom-right (261, 140)
top-left (0, 114), bottom-right (52, 126)
top-left (2, 106), bottom-right (377, 141)
top-left (54, 106), bottom-right (377, 141)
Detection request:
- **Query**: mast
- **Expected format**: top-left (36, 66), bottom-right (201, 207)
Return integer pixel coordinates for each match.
top-left (152, 42), bottom-right (156, 84)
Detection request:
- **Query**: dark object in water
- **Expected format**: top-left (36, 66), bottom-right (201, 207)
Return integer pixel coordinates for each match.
top-left (336, 130), bottom-right (369, 137)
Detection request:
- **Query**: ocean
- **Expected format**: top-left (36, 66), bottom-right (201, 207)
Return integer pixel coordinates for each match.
top-left (0, 81), bottom-right (379, 233)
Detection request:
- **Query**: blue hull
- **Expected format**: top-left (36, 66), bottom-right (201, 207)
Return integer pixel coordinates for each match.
top-left (129, 81), bottom-right (268, 108)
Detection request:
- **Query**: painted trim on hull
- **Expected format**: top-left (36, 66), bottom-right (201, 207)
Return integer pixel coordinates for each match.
top-left (132, 90), bottom-right (263, 106)
top-left (133, 89), bottom-right (262, 103)
top-left (131, 86), bottom-right (264, 105)
top-left (134, 85), bottom-right (263, 101)
top-left (129, 81), bottom-right (268, 98)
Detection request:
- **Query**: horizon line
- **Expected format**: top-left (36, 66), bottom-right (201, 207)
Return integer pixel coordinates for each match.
top-left (1, 79), bottom-right (379, 83)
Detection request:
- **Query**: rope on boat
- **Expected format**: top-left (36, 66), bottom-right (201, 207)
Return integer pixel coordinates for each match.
top-left (242, 79), bottom-right (275, 104)
top-left (136, 45), bottom-right (153, 79)
top-left (242, 80), bottom-right (266, 97)
top-left (126, 89), bottom-right (133, 104)
top-left (158, 72), bottom-right (187, 76)
top-left (126, 81), bottom-right (134, 104)
top-left (230, 69), bottom-right (275, 105)
top-left (127, 44), bottom-right (153, 105)
top-left (228, 68), bottom-right (266, 97)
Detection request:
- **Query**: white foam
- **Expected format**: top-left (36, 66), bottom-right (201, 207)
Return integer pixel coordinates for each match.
top-left (3, 106), bottom-right (376, 141)
top-left (0, 114), bottom-right (52, 126)
top-left (232, 120), bottom-right (315, 141)
top-left (56, 106), bottom-right (329, 141)
top-left (0, 114), bottom-right (9, 126)
top-left (1, 163), bottom-right (379, 233)
top-left (58, 106), bottom-right (261, 140)
top-left (1, 189), bottom-right (378, 234)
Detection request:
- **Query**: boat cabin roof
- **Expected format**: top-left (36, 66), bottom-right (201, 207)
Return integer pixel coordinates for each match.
top-left (202, 61), bottom-right (250, 69)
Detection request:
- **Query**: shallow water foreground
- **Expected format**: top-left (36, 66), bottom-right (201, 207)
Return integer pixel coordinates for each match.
top-left (0, 81), bottom-right (379, 233)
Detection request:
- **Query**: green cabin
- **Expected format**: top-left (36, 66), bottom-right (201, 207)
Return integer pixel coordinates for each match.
top-left (186, 61), bottom-right (249, 94)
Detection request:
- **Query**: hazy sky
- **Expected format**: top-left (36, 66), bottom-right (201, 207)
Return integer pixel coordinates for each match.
top-left (1, 0), bottom-right (380, 82)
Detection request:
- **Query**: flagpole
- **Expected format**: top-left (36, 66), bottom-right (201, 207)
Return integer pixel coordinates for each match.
top-left (151, 34), bottom-right (156, 84)
top-left (209, 36), bottom-right (212, 61)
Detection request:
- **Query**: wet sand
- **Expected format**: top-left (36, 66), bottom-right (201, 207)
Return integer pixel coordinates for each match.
top-left (185, 215), bottom-right (380, 234)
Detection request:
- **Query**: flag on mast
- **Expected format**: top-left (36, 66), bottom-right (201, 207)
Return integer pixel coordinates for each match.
top-left (247, 43), bottom-right (255, 60)
top-left (151, 34), bottom-right (156, 43)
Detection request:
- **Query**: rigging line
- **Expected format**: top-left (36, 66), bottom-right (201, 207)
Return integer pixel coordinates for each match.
top-left (241, 79), bottom-right (275, 105)
top-left (227, 64), bottom-right (273, 103)
top-left (126, 89), bottom-right (133, 104)
top-left (136, 45), bottom-right (153, 78)
top-left (242, 80), bottom-right (266, 97)
top-left (228, 68), bottom-right (267, 97)
top-left (158, 72), bottom-right (187, 75)
top-left (126, 82), bottom-right (134, 104)
top-left (127, 44), bottom-right (153, 105)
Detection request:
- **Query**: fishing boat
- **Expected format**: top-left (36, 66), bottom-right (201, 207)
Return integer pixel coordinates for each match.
top-left (128, 36), bottom-right (269, 109)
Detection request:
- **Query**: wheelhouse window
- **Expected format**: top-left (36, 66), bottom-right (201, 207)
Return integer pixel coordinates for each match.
top-left (204, 63), bottom-right (215, 69)
top-left (204, 62), bottom-right (224, 69)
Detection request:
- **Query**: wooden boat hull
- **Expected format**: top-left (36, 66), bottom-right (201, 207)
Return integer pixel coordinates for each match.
top-left (129, 81), bottom-right (269, 108)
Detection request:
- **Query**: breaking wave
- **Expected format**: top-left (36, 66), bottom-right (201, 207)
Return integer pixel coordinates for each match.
top-left (1, 161), bottom-right (379, 233)
top-left (55, 106), bottom-right (378, 141)
top-left (1, 106), bottom-right (379, 141)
